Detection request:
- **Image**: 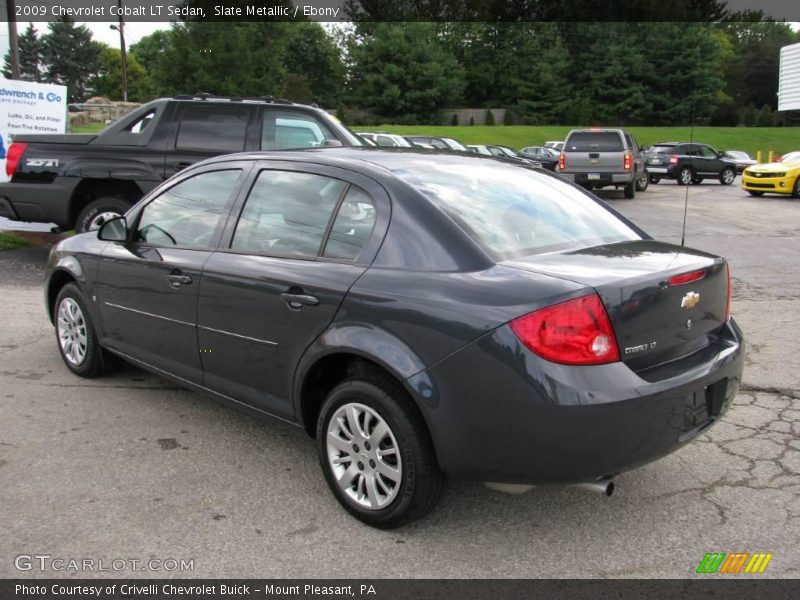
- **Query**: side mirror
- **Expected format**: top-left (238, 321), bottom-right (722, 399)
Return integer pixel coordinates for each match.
top-left (322, 139), bottom-right (343, 147)
top-left (98, 216), bottom-right (128, 242)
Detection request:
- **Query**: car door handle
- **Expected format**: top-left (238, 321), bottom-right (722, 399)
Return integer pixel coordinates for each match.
top-left (281, 292), bottom-right (319, 308)
top-left (173, 161), bottom-right (193, 171)
top-left (166, 273), bottom-right (193, 287)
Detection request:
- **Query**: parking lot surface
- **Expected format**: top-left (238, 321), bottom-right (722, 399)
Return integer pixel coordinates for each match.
top-left (1, 180), bottom-right (798, 578)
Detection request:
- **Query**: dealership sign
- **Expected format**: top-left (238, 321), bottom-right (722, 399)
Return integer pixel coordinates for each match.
top-left (778, 42), bottom-right (800, 112)
top-left (0, 78), bottom-right (67, 181)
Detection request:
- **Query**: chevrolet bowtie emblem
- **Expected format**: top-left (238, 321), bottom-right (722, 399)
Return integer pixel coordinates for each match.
top-left (681, 291), bottom-right (700, 309)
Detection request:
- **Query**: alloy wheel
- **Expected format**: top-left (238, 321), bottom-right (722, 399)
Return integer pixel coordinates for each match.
top-left (326, 402), bottom-right (403, 510)
top-left (680, 167), bottom-right (692, 185)
top-left (722, 169), bottom-right (735, 185)
top-left (57, 298), bottom-right (88, 366)
top-left (88, 211), bottom-right (122, 231)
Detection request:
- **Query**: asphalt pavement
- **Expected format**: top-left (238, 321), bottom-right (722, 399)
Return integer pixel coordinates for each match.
top-left (1, 179), bottom-right (798, 578)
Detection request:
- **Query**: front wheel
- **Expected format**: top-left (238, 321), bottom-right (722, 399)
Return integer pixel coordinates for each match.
top-left (54, 284), bottom-right (105, 377)
top-left (719, 167), bottom-right (736, 185)
top-left (75, 196), bottom-right (133, 233)
top-left (635, 170), bottom-right (649, 192)
top-left (793, 176), bottom-right (800, 198)
top-left (317, 376), bottom-right (443, 528)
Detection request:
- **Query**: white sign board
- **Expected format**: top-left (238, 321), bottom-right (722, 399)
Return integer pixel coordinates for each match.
top-left (778, 42), bottom-right (800, 112)
top-left (0, 78), bottom-right (68, 182)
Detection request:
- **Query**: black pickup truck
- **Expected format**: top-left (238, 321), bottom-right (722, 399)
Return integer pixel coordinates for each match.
top-left (0, 94), bottom-right (362, 232)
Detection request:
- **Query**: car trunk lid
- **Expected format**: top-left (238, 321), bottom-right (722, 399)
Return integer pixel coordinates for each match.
top-left (563, 131), bottom-right (627, 173)
top-left (503, 240), bottom-right (729, 371)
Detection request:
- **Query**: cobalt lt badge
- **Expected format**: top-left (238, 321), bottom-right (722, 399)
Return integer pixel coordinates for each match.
top-left (681, 291), bottom-right (700, 309)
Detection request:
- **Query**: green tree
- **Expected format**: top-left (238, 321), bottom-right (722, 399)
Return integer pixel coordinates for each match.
top-left (93, 46), bottom-right (152, 102)
top-left (346, 23), bottom-right (464, 124)
top-left (284, 23), bottom-right (345, 107)
top-left (485, 108), bottom-right (495, 125)
top-left (40, 17), bottom-right (103, 102)
top-left (3, 23), bottom-right (42, 81)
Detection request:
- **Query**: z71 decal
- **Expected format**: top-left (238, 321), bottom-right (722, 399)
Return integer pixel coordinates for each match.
top-left (25, 158), bottom-right (60, 167)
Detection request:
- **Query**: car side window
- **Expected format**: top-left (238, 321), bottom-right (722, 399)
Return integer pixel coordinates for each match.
top-left (699, 146), bottom-right (717, 158)
top-left (322, 186), bottom-right (377, 261)
top-left (231, 170), bottom-right (346, 257)
top-left (261, 110), bottom-right (336, 150)
top-left (137, 170), bottom-right (242, 247)
top-left (176, 106), bottom-right (249, 152)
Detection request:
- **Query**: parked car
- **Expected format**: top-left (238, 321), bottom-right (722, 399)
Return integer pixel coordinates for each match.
top-left (404, 136), bottom-right (469, 152)
top-left (772, 150), bottom-right (800, 164)
top-left (544, 140), bottom-right (564, 152)
top-left (46, 148), bottom-right (743, 527)
top-left (467, 144), bottom-right (540, 167)
top-left (0, 94), bottom-right (362, 233)
top-left (357, 134), bottom-right (377, 146)
top-left (520, 145), bottom-right (560, 171)
top-left (721, 150), bottom-right (757, 173)
top-left (466, 144), bottom-right (492, 156)
top-left (644, 142), bottom-right (738, 186)
top-left (358, 132), bottom-right (413, 148)
top-left (741, 153), bottom-right (800, 197)
top-left (560, 128), bottom-right (647, 198)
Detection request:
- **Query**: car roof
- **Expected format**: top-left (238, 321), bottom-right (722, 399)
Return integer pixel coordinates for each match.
top-left (196, 147), bottom-right (523, 173)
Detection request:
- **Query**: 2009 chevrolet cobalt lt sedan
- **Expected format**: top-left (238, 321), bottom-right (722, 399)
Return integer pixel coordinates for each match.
top-left (45, 148), bottom-right (744, 527)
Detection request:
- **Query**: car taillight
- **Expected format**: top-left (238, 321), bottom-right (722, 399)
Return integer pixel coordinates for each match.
top-left (6, 142), bottom-right (28, 177)
top-left (559, 153), bottom-right (566, 171)
top-left (509, 293), bottom-right (620, 365)
top-left (623, 153), bottom-right (632, 170)
top-left (669, 155), bottom-right (679, 165)
top-left (668, 269), bottom-right (705, 286)
top-left (725, 263), bottom-right (731, 322)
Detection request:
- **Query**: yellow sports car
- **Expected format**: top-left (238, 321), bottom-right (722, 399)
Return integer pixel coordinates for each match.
top-left (741, 151), bottom-right (800, 197)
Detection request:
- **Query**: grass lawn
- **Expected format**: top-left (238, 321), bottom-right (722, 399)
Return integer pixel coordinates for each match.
top-left (355, 125), bottom-right (799, 159)
top-left (70, 123), bottom-right (107, 134)
top-left (0, 231), bottom-right (34, 250)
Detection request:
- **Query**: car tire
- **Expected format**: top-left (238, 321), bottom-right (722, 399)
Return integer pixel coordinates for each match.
top-left (793, 177), bottom-right (800, 199)
top-left (635, 171), bottom-right (649, 192)
top-left (317, 375), bottom-right (443, 528)
top-left (719, 167), bottom-right (736, 186)
top-left (54, 283), bottom-right (106, 378)
top-left (747, 190), bottom-right (764, 197)
top-left (649, 175), bottom-right (661, 184)
top-left (76, 196), bottom-right (132, 233)
top-left (677, 166), bottom-right (693, 186)
top-left (623, 180), bottom-right (636, 199)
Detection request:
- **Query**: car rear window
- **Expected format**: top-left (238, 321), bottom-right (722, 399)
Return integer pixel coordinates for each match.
top-left (650, 145), bottom-right (676, 153)
top-left (565, 132), bottom-right (624, 152)
top-left (396, 162), bottom-right (641, 260)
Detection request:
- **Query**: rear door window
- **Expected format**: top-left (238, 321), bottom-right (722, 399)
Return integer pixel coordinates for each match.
top-left (176, 106), bottom-right (249, 152)
top-left (261, 111), bottom-right (336, 150)
top-left (322, 187), bottom-right (377, 261)
top-left (566, 132), bottom-right (624, 152)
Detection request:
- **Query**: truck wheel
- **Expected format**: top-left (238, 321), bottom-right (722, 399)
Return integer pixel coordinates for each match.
top-left (719, 167), bottom-right (736, 185)
top-left (76, 196), bottom-right (132, 233)
top-left (635, 171), bottom-right (649, 192)
top-left (623, 180), bottom-right (636, 199)
top-left (677, 166), bottom-right (693, 186)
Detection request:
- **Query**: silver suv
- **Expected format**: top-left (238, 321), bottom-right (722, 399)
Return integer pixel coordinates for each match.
top-left (560, 129), bottom-right (648, 198)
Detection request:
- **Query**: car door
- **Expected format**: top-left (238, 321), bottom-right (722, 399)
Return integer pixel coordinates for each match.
top-left (697, 144), bottom-right (724, 175)
top-left (196, 162), bottom-right (389, 419)
top-left (165, 103), bottom-right (257, 179)
top-left (96, 166), bottom-right (248, 383)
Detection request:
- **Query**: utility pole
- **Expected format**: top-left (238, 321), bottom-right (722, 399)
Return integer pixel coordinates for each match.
top-left (6, 0), bottom-right (21, 79)
top-left (110, 0), bottom-right (128, 101)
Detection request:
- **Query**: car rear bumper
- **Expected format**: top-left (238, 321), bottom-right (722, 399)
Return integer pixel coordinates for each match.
top-left (0, 178), bottom-right (80, 228)
top-left (409, 319), bottom-right (744, 484)
top-left (564, 172), bottom-right (634, 186)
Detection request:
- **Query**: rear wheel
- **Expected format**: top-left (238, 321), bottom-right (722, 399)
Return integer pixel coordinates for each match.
top-left (317, 376), bottom-right (443, 528)
top-left (677, 166), bottom-right (693, 186)
top-left (75, 196), bottom-right (132, 233)
top-left (719, 167), bottom-right (736, 185)
top-left (635, 170), bottom-right (649, 192)
top-left (747, 190), bottom-right (764, 197)
top-left (623, 179), bottom-right (636, 199)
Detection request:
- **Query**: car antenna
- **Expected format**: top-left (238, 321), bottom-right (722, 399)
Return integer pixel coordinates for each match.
top-left (680, 102), bottom-right (694, 247)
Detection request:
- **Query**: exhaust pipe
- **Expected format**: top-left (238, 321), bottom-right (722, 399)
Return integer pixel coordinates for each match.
top-left (575, 478), bottom-right (615, 497)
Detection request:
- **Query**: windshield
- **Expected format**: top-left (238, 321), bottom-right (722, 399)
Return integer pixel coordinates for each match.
top-left (781, 151), bottom-right (800, 163)
top-left (442, 138), bottom-right (468, 151)
top-left (396, 162), bottom-right (641, 260)
top-left (725, 151), bottom-right (750, 160)
top-left (650, 145), bottom-right (675, 154)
